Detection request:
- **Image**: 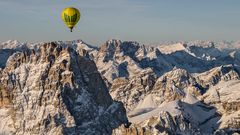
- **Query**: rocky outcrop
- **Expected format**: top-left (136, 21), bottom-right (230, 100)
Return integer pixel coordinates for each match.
top-left (0, 42), bottom-right (128, 135)
top-left (2, 39), bottom-right (240, 135)
top-left (94, 40), bottom-right (240, 86)
top-left (114, 97), bottom-right (221, 135)
top-left (202, 80), bottom-right (240, 132)
top-left (151, 68), bottom-right (201, 103)
top-left (110, 68), bottom-right (156, 112)
top-left (111, 66), bottom-right (240, 134)
top-left (95, 39), bottom-right (171, 84)
top-left (110, 68), bottom-right (203, 112)
top-left (114, 111), bottom-right (200, 135)
top-left (196, 65), bottom-right (240, 88)
top-left (0, 49), bottom-right (15, 68)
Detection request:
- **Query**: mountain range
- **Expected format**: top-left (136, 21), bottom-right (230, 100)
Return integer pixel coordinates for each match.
top-left (0, 39), bottom-right (240, 135)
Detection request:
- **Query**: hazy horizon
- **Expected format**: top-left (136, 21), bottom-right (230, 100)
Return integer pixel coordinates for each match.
top-left (1, 0), bottom-right (240, 45)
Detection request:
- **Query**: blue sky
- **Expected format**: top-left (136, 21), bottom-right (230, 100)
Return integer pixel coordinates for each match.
top-left (0, 0), bottom-right (240, 45)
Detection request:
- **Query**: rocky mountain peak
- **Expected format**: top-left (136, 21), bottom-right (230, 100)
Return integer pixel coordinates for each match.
top-left (0, 40), bottom-right (21, 49)
top-left (197, 65), bottom-right (240, 88)
top-left (0, 42), bottom-right (128, 135)
top-left (97, 39), bottom-right (141, 62)
top-left (2, 39), bottom-right (240, 134)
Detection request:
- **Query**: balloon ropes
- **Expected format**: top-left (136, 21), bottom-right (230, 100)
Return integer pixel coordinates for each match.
top-left (61, 7), bottom-right (81, 32)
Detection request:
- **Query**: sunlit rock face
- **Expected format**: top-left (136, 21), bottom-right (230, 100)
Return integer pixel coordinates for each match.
top-left (2, 39), bottom-right (240, 135)
top-left (0, 42), bottom-right (128, 135)
top-left (103, 40), bottom-right (240, 135)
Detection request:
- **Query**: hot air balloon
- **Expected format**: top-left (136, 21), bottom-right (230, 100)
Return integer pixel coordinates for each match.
top-left (61, 7), bottom-right (81, 32)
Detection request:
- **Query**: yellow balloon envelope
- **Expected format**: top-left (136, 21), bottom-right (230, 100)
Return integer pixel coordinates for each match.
top-left (61, 7), bottom-right (81, 32)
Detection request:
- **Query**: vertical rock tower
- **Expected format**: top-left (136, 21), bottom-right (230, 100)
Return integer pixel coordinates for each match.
top-left (0, 42), bottom-right (128, 135)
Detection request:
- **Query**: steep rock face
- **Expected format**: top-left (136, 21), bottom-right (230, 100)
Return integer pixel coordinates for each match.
top-left (151, 68), bottom-right (201, 104)
top-left (111, 65), bottom-right (240, 112)
top-left (114, 96), bottom-right (220, 135)
top-left (110, 68), bottom-right (156, 112)
top-left (114, 111), bottom-right (199, 135)
top-left (2, 39), bottom-right (240, 135)
top-left (202, 80), bottom-right (240, 132)
top-left (111, 66), bottom-right (240, 134)
top-left (196, 65), bottom-right (240, 88)
top-left (0, 42), bottom-right (128, 135)
top-left (95, 39), bottom-right (172, 84)
top-left (110, 68), bottom-right (203, 112)
top-left (0, 40), bottom-right (22, 50)
top-left (0, 49), bottom-right (15, 68)
top-left (95, 40), bottom-right (240, 87)
top-left (186, 43), bottom-right (223, 61)
top-left (0, 40), bottom-right (35, 68)
top-left (61, 39), bottom-right (98, 59)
